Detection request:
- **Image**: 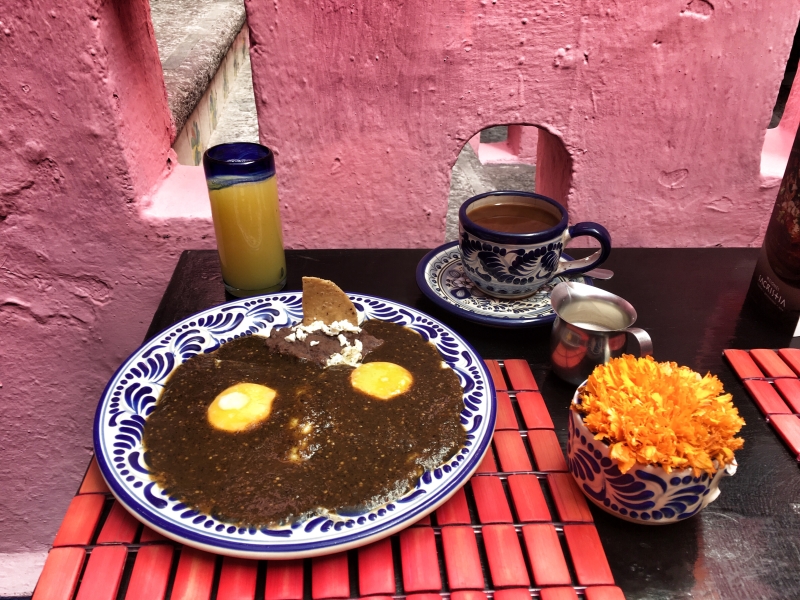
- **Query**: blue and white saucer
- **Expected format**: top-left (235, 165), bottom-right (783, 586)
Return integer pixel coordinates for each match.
top-left (416, 241), bottom-right (593, 328)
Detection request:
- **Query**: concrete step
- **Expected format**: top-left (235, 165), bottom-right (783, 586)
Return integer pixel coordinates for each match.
top-left (207, 55), bottom-right (259, 147)
top-left (150, 0), bottom-right (246, 137)
top-left (149, 0), bottom-right (259, 165)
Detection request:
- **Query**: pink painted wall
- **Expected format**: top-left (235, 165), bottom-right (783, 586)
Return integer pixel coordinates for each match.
top-left (1, 0), bottom-right (800, 562)
top-left (0, 0), bottom-right (213, 555)
top-left (246, 0), bottom-right (800, 248)
top-left (467, 125), bottom-right (539, 165)
top-left (508, 125), bottom-right (538, 164)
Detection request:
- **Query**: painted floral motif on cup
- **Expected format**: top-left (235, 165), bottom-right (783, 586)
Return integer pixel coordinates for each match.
top-left (459, 230), bottom-right (564, 297)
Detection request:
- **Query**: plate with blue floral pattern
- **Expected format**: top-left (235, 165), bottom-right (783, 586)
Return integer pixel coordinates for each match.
top-left (416, 242), bottom-right (593, 328)
top-left (93, 292), bottom-right (496, 558)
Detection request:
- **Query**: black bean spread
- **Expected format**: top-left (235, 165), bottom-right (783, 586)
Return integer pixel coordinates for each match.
top-left (264, 327), bottom-right (384, 366)
top-left (142, 320), bottom-right (466, 527)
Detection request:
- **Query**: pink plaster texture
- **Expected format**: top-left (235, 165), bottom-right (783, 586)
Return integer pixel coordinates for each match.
top-left (245, 0), bottom-right (800, 248)
top-left (1, 0), bottom-right (800, 564)
top-left (468, 125), bottom-right (539, 165)
top-left (0, 0), bottom-right (213, 555)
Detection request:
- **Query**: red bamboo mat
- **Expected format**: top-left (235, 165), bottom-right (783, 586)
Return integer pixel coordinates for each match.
top-left (33, 360), bottom-right (623, 600)
top-left (725, 349), bottom-right (800, 460)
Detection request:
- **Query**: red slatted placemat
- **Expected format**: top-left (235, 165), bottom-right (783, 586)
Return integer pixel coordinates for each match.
top-left (32, 360), bottom-right (623, 600)
top-left (725, 349), bottom-right (800, 460)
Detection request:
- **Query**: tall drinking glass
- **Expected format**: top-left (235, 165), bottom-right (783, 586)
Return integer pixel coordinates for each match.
top-left (202, 143), bottom-right (287, 297)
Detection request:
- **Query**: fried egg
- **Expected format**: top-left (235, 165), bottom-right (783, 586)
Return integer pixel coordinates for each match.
top-left (350, 362), bottom-right (413, 400)
top-left (207, 383), bottom-right (277, 432)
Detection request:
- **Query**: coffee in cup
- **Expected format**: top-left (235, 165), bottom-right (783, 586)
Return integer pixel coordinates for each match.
top-left (458, 191), bottom-right (612, 299)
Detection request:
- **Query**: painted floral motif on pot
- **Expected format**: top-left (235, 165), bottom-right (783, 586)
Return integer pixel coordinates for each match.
top-left (567, 403), bottom-right (736, 525)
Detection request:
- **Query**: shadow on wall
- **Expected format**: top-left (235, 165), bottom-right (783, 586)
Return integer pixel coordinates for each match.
top-left (445, 125), bottom-right (573, 244)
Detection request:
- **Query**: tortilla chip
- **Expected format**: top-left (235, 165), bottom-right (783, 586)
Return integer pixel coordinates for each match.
top-left (302, 277), bottom-right (358, 326)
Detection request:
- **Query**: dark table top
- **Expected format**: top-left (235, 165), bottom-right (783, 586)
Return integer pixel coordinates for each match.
top-left (147, 248), bottom-right (800, 600)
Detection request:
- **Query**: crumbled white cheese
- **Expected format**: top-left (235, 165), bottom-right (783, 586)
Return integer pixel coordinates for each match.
top-left (326, 338), bottom-right (363, 367)
top-left (330, 320), bottom-right (361, 334)
top-left (271, 319), bottom-right (367, 367)
top-left (309, 340), bottom-right (319, 346)
top-left (295, 319), bottom-right (360, 336)
top-left (252, 318), bottom-right (360, 340)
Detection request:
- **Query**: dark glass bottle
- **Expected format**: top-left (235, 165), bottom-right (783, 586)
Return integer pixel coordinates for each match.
top-left (748, 130), bottom-right (800, 326)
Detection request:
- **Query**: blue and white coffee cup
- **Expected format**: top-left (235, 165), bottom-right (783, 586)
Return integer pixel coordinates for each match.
top-left (458, 191), bottom-right (612, 299)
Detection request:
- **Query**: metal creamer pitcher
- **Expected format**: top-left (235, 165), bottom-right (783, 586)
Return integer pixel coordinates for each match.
top-left (549, 281), bottom-right (653, 385)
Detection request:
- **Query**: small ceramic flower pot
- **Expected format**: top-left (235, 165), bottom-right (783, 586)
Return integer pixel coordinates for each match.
top-left (567, 387), bottom-right (736, 525)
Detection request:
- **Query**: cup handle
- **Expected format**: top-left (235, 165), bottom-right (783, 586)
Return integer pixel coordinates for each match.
top-left (625, 327), bottom-right (653, 357)
top-left (553, 222), bottom-right (612, 278)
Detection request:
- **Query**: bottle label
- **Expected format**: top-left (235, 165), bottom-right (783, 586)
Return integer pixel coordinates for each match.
top-left (752, 245), bottom-right (800, 313)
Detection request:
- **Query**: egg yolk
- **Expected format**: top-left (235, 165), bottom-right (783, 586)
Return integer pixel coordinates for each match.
top-left (207, 383), bottom-right (277, 432)
top-left (350, 362), bottom-right (413, 400)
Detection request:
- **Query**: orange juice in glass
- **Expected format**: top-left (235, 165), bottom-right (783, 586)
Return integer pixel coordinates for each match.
top-left (203, 143), bottom-right (287, 296)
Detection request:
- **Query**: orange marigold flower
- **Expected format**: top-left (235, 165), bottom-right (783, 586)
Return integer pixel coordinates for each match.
top-left (576, 355), bottom-right (744, 475)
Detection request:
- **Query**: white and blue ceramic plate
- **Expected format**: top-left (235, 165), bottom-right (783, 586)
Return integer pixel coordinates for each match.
top-left (416, 241), bottom-right (593, 328)
top-left (93, 293), bottom-right (496, 559)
